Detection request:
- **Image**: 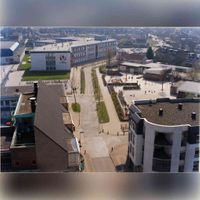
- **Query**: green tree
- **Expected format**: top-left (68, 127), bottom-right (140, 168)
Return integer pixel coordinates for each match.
top-left (146, 47), bottom-right (154, 59)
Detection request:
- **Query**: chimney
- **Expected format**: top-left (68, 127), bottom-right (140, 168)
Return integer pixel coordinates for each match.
top-left (191, 112), bottom-right (196, 120)
top-left (30, 97), bottom-right (36, 113)
top-left (33, 82), bottom-right (38, 97)
top-left (159, 108), bottom-right (163, 116)
top-left (178, 103), bottom-right (183, 110)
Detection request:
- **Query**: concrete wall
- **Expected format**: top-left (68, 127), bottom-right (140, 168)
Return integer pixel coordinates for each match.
top-left (30, 53), bottom-right (46, 71)
top-left (30, 52), bottom-right (71, 71)
top-left (34, 127), bottom-right (69, 172)
top-left (143, 120), bottom-right (188, 172)
top-left (184, 143), bottom-right (199, 172)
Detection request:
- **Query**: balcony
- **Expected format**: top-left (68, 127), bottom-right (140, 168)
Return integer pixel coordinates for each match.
top-left (153, 148), bottom-right (171, 160)
top-left (154, 134), bottom-right (172, 146)
top-left (180, 152), bottom-right (186, 160)
top-left (13, 125), bottom-right (35, 146)
top-left (152, 159), bottom-right (171, 172)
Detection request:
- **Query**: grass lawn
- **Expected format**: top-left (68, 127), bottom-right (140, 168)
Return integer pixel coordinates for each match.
top-left (19, 55), bottom-right (31, 70)
top-left (96, 101), bottom-right (110, 123)
top-left (80, 68), bottom-right (85, 94)
top-left (91, 69), bottom-right (102, 100)
top-left (72, 103), bottom-right (81, 112)
top-left (22, 70), bottom-right (70, 81)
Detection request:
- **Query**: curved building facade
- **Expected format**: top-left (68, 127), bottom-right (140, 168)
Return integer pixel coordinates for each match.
top-left (128, 98), bottom-right (199, 172)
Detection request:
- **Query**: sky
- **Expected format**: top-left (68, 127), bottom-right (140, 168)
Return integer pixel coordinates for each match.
top-left (0, 0), bottom-right (200, 26)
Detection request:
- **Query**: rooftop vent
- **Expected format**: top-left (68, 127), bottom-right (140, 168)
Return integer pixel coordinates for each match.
top-left (191, 112), bottom-right (196, 120)
top-left (30, 97), bottom-right (36, 113)
top-left (178, 103), bottom-right (183, 110)
top-left (159, 108), bottom-right (163, 116)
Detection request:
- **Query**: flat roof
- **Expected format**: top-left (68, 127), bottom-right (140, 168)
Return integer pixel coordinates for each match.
top-left (137, 101), bottom-right (200, 126)
top-left (121, 61), bottom-right (192, 71)
top-left (1, 41), bottom-right (16, 49)
top-left (31, 42), bottom-right (71, 52)
top-left (121, 62), bottom-right (145, 68)
top-left (177, 81), bottom-right (200, 95)
top-left (30, 39), bottom-right (116, 53)
top-left (15, 93), bottom-right (35, 115)
top-left (35, 39), bottom-right (56, 43)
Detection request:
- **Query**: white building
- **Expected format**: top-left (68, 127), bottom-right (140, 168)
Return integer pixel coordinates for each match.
top-left (30, 43), bottom-right (71, 71)
top-left (128, 98), bottom-right (199, 172)
top-left (30, 38), bottom-right (117, 71)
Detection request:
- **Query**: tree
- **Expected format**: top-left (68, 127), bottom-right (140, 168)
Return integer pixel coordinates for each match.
top-left (146, 47), bottom-right (154, 59)
top-left (106, 49), bottom-right (113, 67)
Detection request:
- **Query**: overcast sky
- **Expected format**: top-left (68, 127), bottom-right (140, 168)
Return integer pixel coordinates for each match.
top-left (0, 0), bottom-right (200, 26)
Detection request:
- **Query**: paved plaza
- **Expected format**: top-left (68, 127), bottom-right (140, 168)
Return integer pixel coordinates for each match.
top-left (105, 73), bottom-right (176, 105)
top-left (67, 62), bottom-right (129, 172)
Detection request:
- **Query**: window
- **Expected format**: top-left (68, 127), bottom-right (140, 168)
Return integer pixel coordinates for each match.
top-left (132, 134), bottom-right (135, 144)
top-left (1, 101), bottom-right (4, 106)
top-left (131, 146), bottom-right (134, 156)
top-left (193, 161), bottom-right (199, 171)
top-left (179, 166), bottom-right (184, 172)
top-left (5, 100), bottom-right (9, 106)
top-left (180, 152), bottom-right (185, 160)
top-left (195, 149), bottom-right (199, 158)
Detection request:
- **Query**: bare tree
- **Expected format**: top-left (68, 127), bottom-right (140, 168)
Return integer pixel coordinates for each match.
top-left (106, 49), bottom-right (113, 67)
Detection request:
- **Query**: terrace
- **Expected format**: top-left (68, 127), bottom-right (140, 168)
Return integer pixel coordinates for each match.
top-left (11, 126), bottom-right (35, 147)
top-left (15, 93), bottom-right (35, 115)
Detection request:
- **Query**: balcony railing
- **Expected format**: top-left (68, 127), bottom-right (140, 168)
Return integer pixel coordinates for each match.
top-left (152, 158), bottom-right (171, 172)
top-left (153, 148), bottom-right (171, 160)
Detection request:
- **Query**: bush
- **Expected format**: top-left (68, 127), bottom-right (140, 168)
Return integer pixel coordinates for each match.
top-left (110, 91), bottom-right (127, 121)
top-left (96, 101), bottom-right (110, 123)
top-left (72, 103), bottom-right (81, 112)
top-left (80, 69), bottom-right (85, 94)
top-left (99, 65), bottom-right (107, 74)
top-left (91, 69), bottom-right (102, 100)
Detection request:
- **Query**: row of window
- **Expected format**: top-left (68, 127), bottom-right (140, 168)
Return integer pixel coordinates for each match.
top-left (1, 100), bottom-right (17, 107)
top-left (73, 52), bottom-right (86, 58)
top-left (73, 46), bottom-right (86, 52)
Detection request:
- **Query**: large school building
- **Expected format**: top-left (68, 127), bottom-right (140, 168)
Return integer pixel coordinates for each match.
top-left (30, 38), bottom-right (117, 71)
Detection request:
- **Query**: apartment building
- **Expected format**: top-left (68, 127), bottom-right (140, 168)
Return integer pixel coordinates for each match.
top-left (128, 98), bottom-right (199, 172)
top-left (10, 82), bottom-right (80, 172)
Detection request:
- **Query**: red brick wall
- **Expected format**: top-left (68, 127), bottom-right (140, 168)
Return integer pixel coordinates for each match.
top-left (34, 127), bottom-right (69, 172)
top-left (10, 146), bottom-right (36, 170)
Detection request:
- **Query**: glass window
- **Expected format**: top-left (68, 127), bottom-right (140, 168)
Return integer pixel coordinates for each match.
top-left (195, 149), bottom-right (199, 158)
top-left (193, 161), bottom-right (199, 171)
top-left (5, 100), bottom-right (9, 106)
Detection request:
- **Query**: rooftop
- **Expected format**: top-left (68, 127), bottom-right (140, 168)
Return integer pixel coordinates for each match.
top-left (177, 81), bottom-right (200, 95)
top-left (15, 93), bottom-right (35, 115)
top-left (0, 41), bottom-right (19, 51)
top-left (34, 82), bottom-right (74, 152)
top-left (137, 100), bottom-right (200, 126)
top-left (1, 86), bottom-right (33, 97)
top-left (30, 38), bottom-right (116, 53)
